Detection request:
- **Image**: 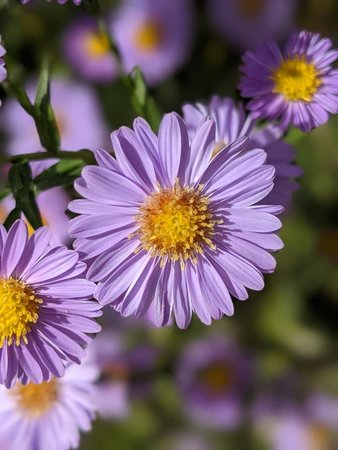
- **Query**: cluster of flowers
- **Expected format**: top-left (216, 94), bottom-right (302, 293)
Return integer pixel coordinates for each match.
top-left (0, 1), bottom-right (338, 449)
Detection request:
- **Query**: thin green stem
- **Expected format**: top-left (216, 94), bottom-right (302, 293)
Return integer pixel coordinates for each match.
top-left (0, 149), bottom-right (95, 165)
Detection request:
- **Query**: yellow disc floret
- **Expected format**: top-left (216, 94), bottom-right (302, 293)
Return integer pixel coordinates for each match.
top-left (0, 278), bottom-right (42, 348)
top-left (272, 56), bottom-right (321, 102)
top-left (135, 180), bottom-right (221, 267)
top-left (12, 379), bottom-right (59, 418)
top-left (85, 32), bottom-right (110, 58)
top-left (134, 20), bottom-right (163, 52)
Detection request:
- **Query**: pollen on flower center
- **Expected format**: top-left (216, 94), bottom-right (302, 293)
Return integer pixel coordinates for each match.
top-left (134, 20), bottom-right (163, 52)
top-left (135, 180), bottom-right (221, 266)
top-left (0, 278), bottom-right (42, 348)
top-left (85, 32), bottom-right (110, 58)
top-left (272, 56), bottom-right (321, 102)
top-left (12, 379), bottom-right (59, 418)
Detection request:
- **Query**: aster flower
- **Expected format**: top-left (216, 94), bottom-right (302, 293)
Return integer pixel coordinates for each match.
top-left (110, 0), bottom-right (194, 86)
top-left (254, 394), bottom-right (338, 450)
top-left (239, 31), bottom-right (338, 131)
top-left (1, 187), bottom-right (70, 245)
top-left (176, 336), bottom-right (252, 429)
top-left (69, 112), bottom-right (283, 328)
top-left (207, 0), bottom-right (297, 51)
top-left (62, 16), bottom-right (118, 84)
top-left (183, 96), bottom-right (302, 209)
top-left (0, 361), bottom-right (98, 450)
top-left (0, 219), bottom-right (101, 388)
top-left (0, 78), bottom-right (108, 176)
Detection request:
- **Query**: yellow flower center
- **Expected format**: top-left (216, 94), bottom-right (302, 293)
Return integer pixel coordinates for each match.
top-left (12, 379), bottom-right (59, 418)
top-left (134, 20), bottom-right (163, 52)
top-left (272, 56), bottom-right (321, 102)
top-left (135, 181), bottom-right (221, 267)
top-left (0, 278), bottom-right (42, 348)
top-left (200, 363), bottom-right (232, 394)
top-left (238, 0), bottom-right (265, 18)
top-left (85, 32), bottom-right (110, 58)
top-left (309, 424), bottom-right (330, 450)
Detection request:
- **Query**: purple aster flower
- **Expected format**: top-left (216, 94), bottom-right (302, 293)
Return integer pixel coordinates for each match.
top-left (1, 187), bottom-right (70, 245)
top-left (254, 394), bottom-right (338, 450)
top-left (176, 336), bottom-right (252, 429)
top-left (207, 0), bottom-right (297, 51)
top-left (0, 219), bottom-right (101, 388)
top-left (0, 78), bottom-right (108, 176)
top-left (183, 96), bottom-right (302, 210)
top-left (110, 0), bottom-right (194, 86)
top-left (0, 361), bottom-right (98, 450)
top-left (62, 16), bottom-right (118, 84)
top-left (69, 112), bottom-right (283, 328)
top-left (239, 31), bottom-right (338, 131)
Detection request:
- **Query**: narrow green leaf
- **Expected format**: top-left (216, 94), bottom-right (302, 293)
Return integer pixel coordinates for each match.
top-left (8, 162), bottom-right (43, 231)
top-left (34, 57), bottom-right (60, 155)
top-left (34, 159), bottom-right (84, 191)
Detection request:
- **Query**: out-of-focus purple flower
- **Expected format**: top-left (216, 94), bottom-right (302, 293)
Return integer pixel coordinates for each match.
top-left (207, 0), bottom-right (297, 50)
top-left (0, 361), bottom-right (98, 450)
top-left (70, 112), bottom-right (283, 328)
top-left (183, 96), bottom-right (302, 210)
top-left (110, 0), bottom-right (194, 86)
top-left (1, 187), bottom-right (70, 245)
top-left (21, 0), bottom-right (81, 5)
top-left (88, 331), bottom-right (159, 419)
top-left (0, 38), bottom-right (6, 108)
top-left (176, 336), bottom-right (252, 429)
top-left (0, 220), bottom-right (101, 388)
top-left (0, 78), bottom-right (108, 176)
top-left (63, 16), bottom-right (118, 84)
top-left (254, 394), bottom-right (338, 450)
top-left (239, 31), bottom-right (338, 131)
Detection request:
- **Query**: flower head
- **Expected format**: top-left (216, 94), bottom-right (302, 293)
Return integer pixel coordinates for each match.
top-left (0, 361), bottom-right (98, 450)
top-left (70, 113), bottom-right (283, 328)
top-left (208, 0), bottom-right (297, 50)
top-left (63, 16), bottom-right (118, 84)
top-left (239, 31), bottom-right (338, 131)
top-left (0, 220), bottom-right (101, 388)
top-left (183, 96), bottom-right (302, 209)
top-left (176, 336), bottom-right (252, 429)
top-left (110, 0), bottom-right (194, 86)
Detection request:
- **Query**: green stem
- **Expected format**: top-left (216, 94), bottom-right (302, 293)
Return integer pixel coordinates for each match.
top-left (0, 149), bottom-right (95, 165)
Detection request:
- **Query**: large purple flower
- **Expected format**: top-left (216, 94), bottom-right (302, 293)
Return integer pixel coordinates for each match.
top-left (207, 0), bottom-right (297, 51)
top-left (70, 113), bottom-right (283, 328)
top-left (0, 361), bottom-right (98, 450)
top-left (0, 220), bottom-right (101, 388)
top-left (110, 0), bottom-right (194, 86)
top-left (239, 31), bottom-right (338, 131)
top-left (183, 96), bottom-right (302, 209)
top-left (176, 336), bottom-right (252, 429)
top-left (62, 16), bottom-right (118, 84)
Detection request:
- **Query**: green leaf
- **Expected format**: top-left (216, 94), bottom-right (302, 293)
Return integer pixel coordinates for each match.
top-left (3, 208), bottom-right (21, 231)
top-left (126, 67), bottom-right (161, 131)
top-left (8, 162), bottom-right (43, 231)
top-left (34, 57), bottom-right (60, 155)
top-left (34, 159), bottom-right (84, 191)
